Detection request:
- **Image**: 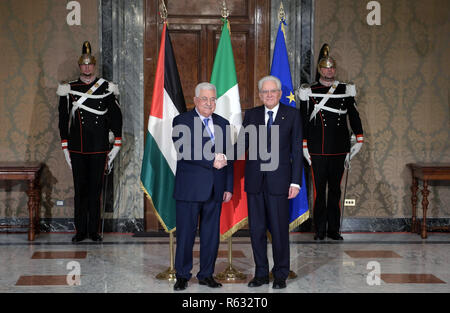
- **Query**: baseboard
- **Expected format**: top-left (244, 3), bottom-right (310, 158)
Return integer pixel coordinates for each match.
top-left (1, 217), bottom-right (448, 235)
top-left (0, 218), bottom-right (144, 233)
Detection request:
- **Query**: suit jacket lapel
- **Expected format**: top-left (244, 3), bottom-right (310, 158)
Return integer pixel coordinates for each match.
top-left (257, 105), bottom-right (266, 126)
top-left (273, 103), bottom-right (286, 126)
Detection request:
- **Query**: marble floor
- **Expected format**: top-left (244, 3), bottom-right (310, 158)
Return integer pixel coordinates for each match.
top-left (0, 232), bottom-right (449, 293)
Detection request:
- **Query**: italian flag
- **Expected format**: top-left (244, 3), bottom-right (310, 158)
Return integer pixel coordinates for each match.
top-left (140, 22), bottom-right (186, 233)
top-left (210, 19), bottom-right (248, 240)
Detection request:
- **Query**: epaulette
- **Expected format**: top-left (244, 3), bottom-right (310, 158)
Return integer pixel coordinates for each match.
top-left (344, 82), bottom-right (356, 97)
top-left (107, 81), bottom-right (120, 96)
top-left (56, 83), bottom-right (71, 96)
top-left (298, 83), bottom-right (312, 101)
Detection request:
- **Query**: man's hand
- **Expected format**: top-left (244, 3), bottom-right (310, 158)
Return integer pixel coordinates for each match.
top-left (63, 149), bottom-right (72, 169)
top-left (108, 146), bottom-right (121, 170)
top-left (213, 153), bottom-right (227, 170)
top-left (288, 186), bottom-right (300, 199)
top-left (223, 191), bottom-right (232, 203)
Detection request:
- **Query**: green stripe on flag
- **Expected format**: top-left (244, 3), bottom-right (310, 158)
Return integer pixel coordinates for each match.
top-left (141, 131), bottom-right (176, 232)
top-left (210, 19), bottom-right (237, 98)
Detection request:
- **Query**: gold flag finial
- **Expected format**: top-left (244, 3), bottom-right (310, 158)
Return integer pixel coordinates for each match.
top-left (221, 0), bottom-right (230, 19)
top-left (278, 2), bottom-right (286, 22)
top-left (159, 0), bottom-right (168, 22)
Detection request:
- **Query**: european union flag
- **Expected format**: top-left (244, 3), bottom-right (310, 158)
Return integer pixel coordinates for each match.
top-left (270, 20), bottom-right (310, 231)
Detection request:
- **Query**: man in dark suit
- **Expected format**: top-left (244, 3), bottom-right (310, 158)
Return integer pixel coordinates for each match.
top-left (172, 82), bottom-right (233, 291)
top-left (235, 75), bottom-right (303, 289)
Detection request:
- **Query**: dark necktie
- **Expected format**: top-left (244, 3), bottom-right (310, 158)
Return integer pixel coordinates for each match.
top-left (267, 111), bottom-right (274, 129)
top-left (267, 111), bottom-right (273, 152)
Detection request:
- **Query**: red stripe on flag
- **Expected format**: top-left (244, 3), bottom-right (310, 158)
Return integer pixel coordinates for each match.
top-left (220, 160), bottom-right (248, 238)
top-left (149, 23), bottom-right (167, 119)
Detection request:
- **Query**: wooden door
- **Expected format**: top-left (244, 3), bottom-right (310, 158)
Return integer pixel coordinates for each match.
top-left (144, 0), bottom-right (271, 231)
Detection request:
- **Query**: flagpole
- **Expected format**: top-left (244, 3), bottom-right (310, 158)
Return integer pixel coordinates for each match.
top-left (156, 232), bottom-right (177, 281)
top-left (153, 0), bottom-right (176, 282)
top-left (215, 236), bottom-right (247, 281)
top-left (269, 1), bottom-right (298, 281)
top-left (214, 2), bottom-right (247, 283)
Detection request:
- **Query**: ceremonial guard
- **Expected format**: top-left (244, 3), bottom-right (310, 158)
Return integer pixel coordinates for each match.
top-left (57, 41), bottom-right (122, 243)
top-left (299, 44), bottom-right (364, 240)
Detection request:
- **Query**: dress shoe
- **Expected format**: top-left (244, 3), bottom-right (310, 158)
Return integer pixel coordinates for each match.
top-left (327, 232), bottom-right (344, 240)
top-left (90, 233), bottom-right (103, 242)
top-left (72, 233), bottom-right (87, 243)
top-left (248, 276), bottom-right (269, 287)
top-left (174, 278), bottom-right (188, 291)
top-left (314, 232), bottom-right (325, 240)
top-left (272, 279), bottom-right (287, 289)
top-left (198, 277), bottom-right (222, 288)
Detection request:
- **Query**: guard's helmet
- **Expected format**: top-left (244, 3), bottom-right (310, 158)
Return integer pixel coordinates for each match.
top-left (315, 43), bottom-right (336, 81)
top-left (78, 41), bottom-right (96, 65)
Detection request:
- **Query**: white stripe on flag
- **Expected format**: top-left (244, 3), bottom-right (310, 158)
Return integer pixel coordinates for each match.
top-left (148, 89), bottom-right (179, 174)
top-left (214, 84), bottom-right (242, 142)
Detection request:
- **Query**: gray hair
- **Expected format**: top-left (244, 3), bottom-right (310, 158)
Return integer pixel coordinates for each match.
top-left (258, 75), bottom-right (281, 91)
top-left (195, 82), bottom-right (217, 97)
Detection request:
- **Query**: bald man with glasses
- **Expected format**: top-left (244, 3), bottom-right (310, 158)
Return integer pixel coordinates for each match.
top-left (172, 82), bottom-right (233, 291)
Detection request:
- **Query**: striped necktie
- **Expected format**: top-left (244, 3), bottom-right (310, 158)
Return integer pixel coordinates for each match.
top-left (204, 118), bottom-right (214, 143)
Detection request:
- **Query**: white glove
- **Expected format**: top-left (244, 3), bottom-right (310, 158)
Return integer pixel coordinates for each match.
top-left (63, 149), bottom-right (72, 169)
top-left (349, 142), bottom-right (363, 159)
top-left (302, 140), bottom-right (312, 166)
top-left (303, 148), bottom-right (312, 166)
top-left (108, 146), bottom-right (121, 170)
top-left (345, 142), bottom-right (363, 169)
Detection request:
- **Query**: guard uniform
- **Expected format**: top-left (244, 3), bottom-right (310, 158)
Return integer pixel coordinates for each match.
top-left (299, 81), bottom-right (363, 236)
top-left (58, 77), bottom-right (122, 237)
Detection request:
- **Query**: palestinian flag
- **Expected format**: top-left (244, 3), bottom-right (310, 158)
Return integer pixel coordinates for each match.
top-left (210, 19), bottom-right (248, 240)
top-left (140, 22), bottom-right (186, 233)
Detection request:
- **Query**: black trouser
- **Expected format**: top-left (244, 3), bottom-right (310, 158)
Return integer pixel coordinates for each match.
top-left (175, 192), bottom-right (222, 281)
top-left (247, 175), bottom-right (290, 281)
top-left (311, 155), bottom-right (346, 235)
top-left (70, 152), bottom-right (107, 235)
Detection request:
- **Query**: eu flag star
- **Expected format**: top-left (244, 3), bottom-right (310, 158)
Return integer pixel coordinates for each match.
top-left (286, 91), bottom-right (296, 104)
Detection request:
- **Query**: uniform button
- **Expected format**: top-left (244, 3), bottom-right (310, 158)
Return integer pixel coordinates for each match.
top-left (337, 123), bottom-right (340, 126)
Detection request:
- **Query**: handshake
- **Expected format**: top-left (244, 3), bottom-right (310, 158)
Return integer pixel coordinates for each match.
top-left (213, 153), bottom-right (228, 170)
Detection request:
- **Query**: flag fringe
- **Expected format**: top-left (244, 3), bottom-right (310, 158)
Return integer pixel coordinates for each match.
top-left (220, 217), bottom-right (248, 241)
top-left (140, 181), bottom-right (176, 234)
top-left (289, 210), bottom-right (310, 232)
